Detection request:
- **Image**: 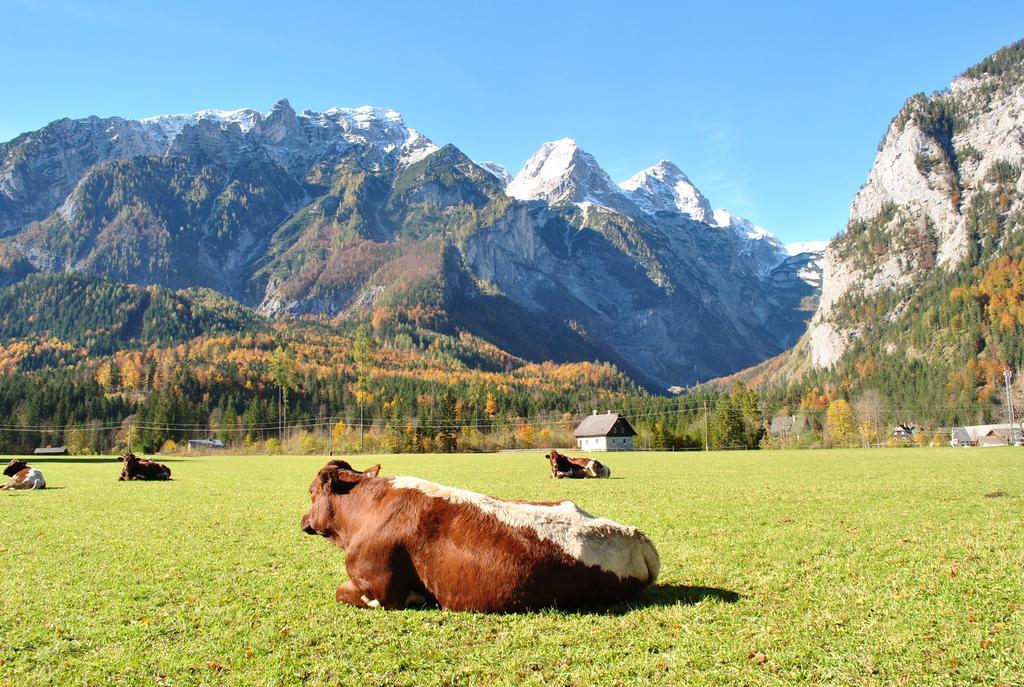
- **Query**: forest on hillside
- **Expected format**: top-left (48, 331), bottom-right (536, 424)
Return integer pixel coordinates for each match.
top-left (2, 252), bottom-right (1023, 456)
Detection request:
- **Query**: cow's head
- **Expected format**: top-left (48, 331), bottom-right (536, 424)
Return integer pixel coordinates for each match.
top-left (547, 451), bottom-right (572, 472)
top-left (3, 459), bottom-right (28, 477)
top-left (301, 460), bottom-right (381, 543)
top-left (118, 452), bottom-right (137, 464)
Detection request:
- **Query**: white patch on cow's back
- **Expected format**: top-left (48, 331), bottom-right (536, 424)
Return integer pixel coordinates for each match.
top-left (387, 476), bottom-right (659, 582)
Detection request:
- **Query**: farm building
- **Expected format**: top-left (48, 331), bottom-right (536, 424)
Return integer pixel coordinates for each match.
top-left (769, 415), bottom-right (809, 438)
top-left (573, 411), bottom-right (637, 451)
top-left (187, 438), bottom-right (225, 451)
top-left (949, 424), bottom-right (1023, 447)
top-left (33, 446), bottom-right (68, 456)
top-left (893, 424), bottom-right (915, 441)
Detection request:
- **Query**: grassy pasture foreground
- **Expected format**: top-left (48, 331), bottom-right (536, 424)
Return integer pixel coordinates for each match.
top-left (1, 449), bottom-right (1022, 686)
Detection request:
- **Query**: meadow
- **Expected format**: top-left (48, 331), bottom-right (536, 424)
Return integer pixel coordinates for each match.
top-left (1, 448), bottom-right (1022, 686)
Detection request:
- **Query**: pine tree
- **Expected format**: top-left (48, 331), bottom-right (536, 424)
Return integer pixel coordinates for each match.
top-left (710, 396), bottom-right (745, 449)
top-left (436, 389), bottom-right (458, 453)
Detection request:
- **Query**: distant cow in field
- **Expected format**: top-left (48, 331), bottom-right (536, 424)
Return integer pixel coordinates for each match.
top-left (301, 460), bottom-right (658, 612)
top-left (1, 459), bottom-right (46, 490)
top-left (118, 453), bottom-right (172, 481)
top-left (547, 450), bottom-right (611, 479)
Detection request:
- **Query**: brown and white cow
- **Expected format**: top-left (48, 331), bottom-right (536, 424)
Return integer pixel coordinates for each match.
top-left (118, 453), bottom-right (172, 481)
top-left (1, 459), bottom-right (46, 490)
top-left (547, 450), bottom-right (611, 479)
top-left (301, 460), bottom-right (658, 612)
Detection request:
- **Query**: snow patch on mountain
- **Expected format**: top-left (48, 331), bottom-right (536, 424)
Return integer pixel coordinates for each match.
top-left (713, 209), bottom-right (784, 247)
top-left (141, 107), bottom-right (262, 140)
top-left (786, 240), bottom-right (828, 256)
top-left (478, 161), bottom-right (512, 187)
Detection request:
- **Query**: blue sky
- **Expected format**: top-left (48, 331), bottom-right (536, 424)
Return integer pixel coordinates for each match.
top-left (3, 0), bottom-right (1023, 244)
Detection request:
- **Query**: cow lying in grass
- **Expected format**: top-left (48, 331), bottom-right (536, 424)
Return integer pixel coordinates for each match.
top-left (547, 450), bottom-right (611, 479)
top-left (2, 459), bottom-right (46, 490)
top-left (301, 460), bottom-right (658, 612)
top-left (118, 453), bottom-right (172, 481)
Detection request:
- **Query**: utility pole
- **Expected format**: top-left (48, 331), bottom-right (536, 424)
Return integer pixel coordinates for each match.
top-left (359, 398), bottom-right (364, 453)
top-left (703, 400), bottom-right (709, 451)
top-left (1004, 369), bottom-right (1018, 445)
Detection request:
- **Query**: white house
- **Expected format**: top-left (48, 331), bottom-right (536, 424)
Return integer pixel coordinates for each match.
top-left (573, 411), bottom-right (637, 451)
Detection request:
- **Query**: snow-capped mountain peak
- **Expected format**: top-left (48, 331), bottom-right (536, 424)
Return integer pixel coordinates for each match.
top-left (619, 160), bottom-right (714, 223)
top-left (137, 100), bottom-right (437, 168)
top-left (506, 138), bottom-right (582, 200)
top-left (506, 138), bottom-right (626, 208)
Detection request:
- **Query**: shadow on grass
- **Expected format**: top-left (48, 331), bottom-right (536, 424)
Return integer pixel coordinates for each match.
top-left (595, 584), bottom-right (741, 614)
top-left (28, 457), bottom-right (122, 464)
top-left (332, 584), bottom-right (741, 616)
top-left (638, 584), bottom-right (740, 606)
top-left (30, 457), bottom-right (190, 464)
top-left (545, 585), bottom-right (741, 616)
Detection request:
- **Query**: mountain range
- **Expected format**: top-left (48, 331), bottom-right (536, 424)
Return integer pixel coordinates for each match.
top-left (0, 99), bottom-right (823, 391)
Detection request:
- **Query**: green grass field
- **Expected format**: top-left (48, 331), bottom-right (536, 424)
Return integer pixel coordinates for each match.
top-left (1, 449), bottom-right (1022, 686)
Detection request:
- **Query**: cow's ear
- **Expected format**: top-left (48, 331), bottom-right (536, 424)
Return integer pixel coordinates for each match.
top-left (364, 464), bottom-right (381, 478)
top-left (330, 468), bottom-right (364, 494)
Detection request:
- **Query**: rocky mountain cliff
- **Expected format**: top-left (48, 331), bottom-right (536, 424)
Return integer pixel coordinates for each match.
top-left (0, 99), bottom-right (822, 391)
top-left (806, 39), bottom-right (1024, 366)
top-left (734, 39), bottom-right (1024, 411)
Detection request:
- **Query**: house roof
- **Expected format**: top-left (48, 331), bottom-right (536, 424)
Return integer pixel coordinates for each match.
top-left (951, 427), bottom-right (972, 444)
top-left (770, 415), bottom-right (809, 436)
top-left (573, 413), bottom-right (637, 438)
top-left (953, 423), bottom-right (1022, 442)
top-left (188, 438), bottom-right (225, 447)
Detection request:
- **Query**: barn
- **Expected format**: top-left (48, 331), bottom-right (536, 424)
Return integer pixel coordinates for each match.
top-left (949, 423), bottom-right (1023, 447)
top-left (33, 446), bottom-right (68, 456)
top-left (187, 438), bottom-right (226, 451)
top-left (573, 411), bottom-right (637, 451)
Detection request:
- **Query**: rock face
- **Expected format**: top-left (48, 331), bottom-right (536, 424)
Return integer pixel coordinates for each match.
top-left (804, 39), bottom-right (1024, 369)
top-left (0, 100), bottom-right (822, 391)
